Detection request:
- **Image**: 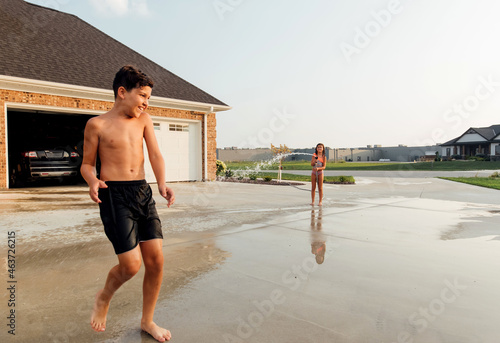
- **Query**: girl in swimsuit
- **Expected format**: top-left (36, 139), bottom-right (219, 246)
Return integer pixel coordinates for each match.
top-left (311, 143), bottom-right (326, 206)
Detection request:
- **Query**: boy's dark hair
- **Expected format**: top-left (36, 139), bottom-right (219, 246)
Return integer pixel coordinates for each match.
top-left (113, 65), bottom-right (154, 98)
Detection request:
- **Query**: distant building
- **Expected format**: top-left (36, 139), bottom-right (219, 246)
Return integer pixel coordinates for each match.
top-left (217, 145), bottom-right (439, 162)
top-left (330, 146), bottom-right (438, 162)
top-left (216, 148), bottom-right (330, 162)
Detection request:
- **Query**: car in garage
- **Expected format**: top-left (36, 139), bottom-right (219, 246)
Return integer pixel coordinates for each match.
top-left (10, 146), bottom-right (81, 186)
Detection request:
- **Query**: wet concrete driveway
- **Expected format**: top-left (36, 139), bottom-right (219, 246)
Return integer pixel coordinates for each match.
top-left (1, 174), bottom-right (500, 342)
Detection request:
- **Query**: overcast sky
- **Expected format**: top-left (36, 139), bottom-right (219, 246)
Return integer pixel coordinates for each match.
top-left (26, 0), bottom-right (500, 149)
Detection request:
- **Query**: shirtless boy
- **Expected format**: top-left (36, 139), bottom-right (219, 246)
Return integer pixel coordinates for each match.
top-left (81, 65), bottom-right (174, 342)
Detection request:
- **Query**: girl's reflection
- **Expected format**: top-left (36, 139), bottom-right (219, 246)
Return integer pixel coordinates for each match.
top-left (310, 208), bottom-right (326, 264)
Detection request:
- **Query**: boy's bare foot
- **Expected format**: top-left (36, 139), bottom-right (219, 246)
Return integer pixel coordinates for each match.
top-left (90, 289), bottom-right (109, 332)
top-left (318, 201), bottom-right (323, 206)
top-left (141, 321), bottom-right (171, 342)
top-left (310, 202), bottom-right (314, 206)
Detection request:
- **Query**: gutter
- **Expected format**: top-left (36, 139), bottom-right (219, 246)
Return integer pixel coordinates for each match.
top-left (204, 106), bottom-right (214, 181)
top-left (0, 75), bottom-right (232, 113)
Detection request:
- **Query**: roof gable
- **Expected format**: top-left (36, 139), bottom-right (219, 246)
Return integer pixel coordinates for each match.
top-left (473, 126), bottom-right (500, 140)
top-left (0, 0), bottom-right (227, 107)
top-left (456, 132), bottom-right (487, 143)
top-left (441, 125), bottom-right (500, 146)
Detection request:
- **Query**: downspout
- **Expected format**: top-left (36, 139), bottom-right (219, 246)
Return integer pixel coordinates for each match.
top-left (204, 106), bottom-right (214, 181)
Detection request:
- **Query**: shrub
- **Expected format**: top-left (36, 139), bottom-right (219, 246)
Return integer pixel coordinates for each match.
top-left (216, 160), bottom-right (227, 176)
top-left (264, 176), bottom-right (273, 182)
top-left (334, 175), bottom-right (355, 183)
top-left (225, 169), bottom-right (234, 178)
top-left (490, 172), bottom-right (500, 178)
top-left (474, 154), bottom-right (486, 161)
top-left (249, 174), bottom-right (257, 181)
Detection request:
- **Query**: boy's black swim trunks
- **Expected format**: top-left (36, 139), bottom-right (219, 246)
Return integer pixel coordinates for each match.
top-left (98, 180), bottom-right (162, 254)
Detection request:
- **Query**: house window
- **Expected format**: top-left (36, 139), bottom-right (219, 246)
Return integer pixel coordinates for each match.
top-left (153, 123), bottom-right (161, 131)
top-left (169, 124), bottom-right (189, 132)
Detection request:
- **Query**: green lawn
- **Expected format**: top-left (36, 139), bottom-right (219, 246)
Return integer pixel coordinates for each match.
top-left (254, 172), bottom-right (355, 184)
top-left (439, 177), bottom-right (500, 190)
top-left (223, 160), bottom-right (500, 188)
top-left (225, 160), bottom-right (500, 171)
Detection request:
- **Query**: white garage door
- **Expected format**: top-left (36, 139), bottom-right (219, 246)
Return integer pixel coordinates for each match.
top-left (143, 120), bottom-right (201, 183)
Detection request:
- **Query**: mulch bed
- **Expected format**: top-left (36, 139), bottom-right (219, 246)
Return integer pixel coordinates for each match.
top-left (217, 177), bottom-right (305, 186)
top-left (324, 181), bottom-right (355, 184)
top-left (217, 177), bottom-right (355, 185)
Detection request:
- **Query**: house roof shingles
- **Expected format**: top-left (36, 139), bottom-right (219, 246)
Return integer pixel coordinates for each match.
top-left (0, 0), bottom-right (227, 107)
top-left (441, 125), bottom-right (500, 146)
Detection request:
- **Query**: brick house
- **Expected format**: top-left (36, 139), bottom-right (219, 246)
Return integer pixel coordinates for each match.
top-left (0, 0), bottom-right (230, 188)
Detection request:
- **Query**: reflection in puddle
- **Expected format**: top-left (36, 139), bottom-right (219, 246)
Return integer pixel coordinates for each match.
top-left (310, 208), bottom-right (326, 264)
top-left (14, 233), bottom-right (231, 342)
top-left (222, 205), bottom-right (311, 214)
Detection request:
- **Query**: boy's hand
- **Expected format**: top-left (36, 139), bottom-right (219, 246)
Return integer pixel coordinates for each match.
top-left (89, 179), bottom-right (108, 203)
top-left (159, 184), bottom-right (175, 208)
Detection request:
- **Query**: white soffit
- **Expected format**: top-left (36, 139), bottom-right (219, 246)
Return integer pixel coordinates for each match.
top-left (0, 75), bottom-right (231, 113)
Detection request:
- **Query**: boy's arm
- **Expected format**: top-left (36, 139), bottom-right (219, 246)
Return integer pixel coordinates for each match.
top-left (80, 118), bottom-right (107, 203)
top-left (143, 114), bottom-right (175, 207)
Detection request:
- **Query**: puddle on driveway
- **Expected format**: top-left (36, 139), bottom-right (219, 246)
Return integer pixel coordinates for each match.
top-left (2, 182), bottom-right (500, 342)
top-left (4, 230), bottom-right (231, 342)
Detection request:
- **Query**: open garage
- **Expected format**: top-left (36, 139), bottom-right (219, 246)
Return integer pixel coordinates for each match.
top-left (7, 109), bottom-right (95, 187)
top-left (8, 109), bottom-right (204, 187)
top-left (0, 0), bottom-right (230, 189)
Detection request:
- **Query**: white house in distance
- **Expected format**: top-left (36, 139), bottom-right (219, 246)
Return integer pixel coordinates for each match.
top-left (440, 125), bottom-right (500, 160)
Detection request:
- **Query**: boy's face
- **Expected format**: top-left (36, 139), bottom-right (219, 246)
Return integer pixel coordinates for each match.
top-left (119, 86), bottom-right (152, 118)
